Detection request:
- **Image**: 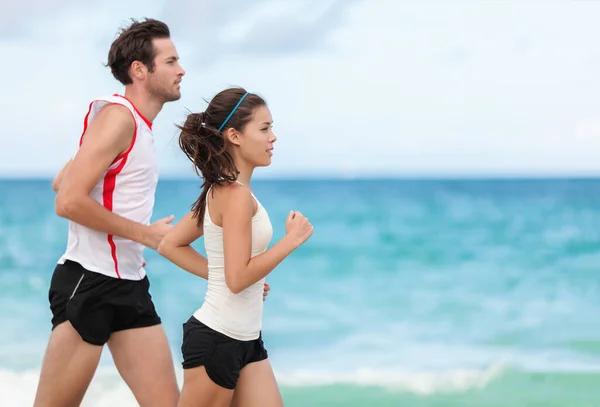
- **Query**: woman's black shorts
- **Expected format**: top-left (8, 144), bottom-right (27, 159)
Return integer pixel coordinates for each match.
top-left (181, 316), bottom-right (268, 390)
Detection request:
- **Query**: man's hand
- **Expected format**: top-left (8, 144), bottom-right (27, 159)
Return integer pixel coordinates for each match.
top-left (144, 215), bottom-right (175, 250)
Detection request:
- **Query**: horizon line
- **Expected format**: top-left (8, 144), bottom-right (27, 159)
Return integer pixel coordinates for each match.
top-left (4, 173), bottom-right (600, 182)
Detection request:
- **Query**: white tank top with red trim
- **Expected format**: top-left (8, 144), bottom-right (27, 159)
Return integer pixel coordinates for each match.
top-left (57, 94), bottom-right (158, 281)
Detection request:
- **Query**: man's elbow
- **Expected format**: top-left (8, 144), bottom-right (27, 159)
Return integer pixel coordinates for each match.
top-left (55, 192), bottom-right (83, 219)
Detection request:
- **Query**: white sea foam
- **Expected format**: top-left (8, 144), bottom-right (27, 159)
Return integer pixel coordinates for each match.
top-left (276, 363), bottom-right (506, 394)
top-left (0, 363), bottom-right (507, 406)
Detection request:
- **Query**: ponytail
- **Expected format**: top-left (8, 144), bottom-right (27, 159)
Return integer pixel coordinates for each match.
top-left (177, 111), bottom-right (237, 227)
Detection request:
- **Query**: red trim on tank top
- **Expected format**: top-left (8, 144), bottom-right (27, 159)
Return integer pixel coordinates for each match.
top-left (102, 110), bottom-right (138, 279)
top-left (113, 94), bottom-right (153, 130)
top-left (79, 99), bottom-right (139, 166)
top-left (78, 98), bottom-right (140, 279)
top-left (78, 102), bottom-right (94, 147)
top-left (102, 150), bottom-right (134, 280)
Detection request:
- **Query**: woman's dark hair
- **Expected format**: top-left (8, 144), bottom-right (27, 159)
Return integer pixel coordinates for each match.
top-left (177, 87), bottom-right (267, 226)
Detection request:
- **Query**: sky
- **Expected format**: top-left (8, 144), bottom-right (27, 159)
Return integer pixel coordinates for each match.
top-left (2, 0), bottom-right (600, 179)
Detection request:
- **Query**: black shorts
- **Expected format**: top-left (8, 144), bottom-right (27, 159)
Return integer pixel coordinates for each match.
top-left (181, 316), bottom-right (268, 390)
top-left (48, 259), bottom-right (161, 346)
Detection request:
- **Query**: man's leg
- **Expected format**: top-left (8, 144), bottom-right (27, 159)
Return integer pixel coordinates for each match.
top-left (35, 261), bottom-right (110, 407)
top-left (33, 321), bottom-right (103, 407)
top-left (107, 324), bottom-right (180, 407)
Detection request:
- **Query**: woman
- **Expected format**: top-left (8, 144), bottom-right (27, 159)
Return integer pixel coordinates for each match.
top-left (157, 87), bottom-right (314, 407)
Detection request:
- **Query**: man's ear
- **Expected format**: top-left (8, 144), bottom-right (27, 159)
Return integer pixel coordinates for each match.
top-left (129, 60), bottom-right (148, 81)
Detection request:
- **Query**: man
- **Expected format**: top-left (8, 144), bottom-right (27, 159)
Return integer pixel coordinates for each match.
top-left (35, 18), bottom-right (269, 407)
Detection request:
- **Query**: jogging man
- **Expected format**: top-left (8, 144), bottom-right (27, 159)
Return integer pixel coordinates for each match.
top-left (34, 18), bottom-right (269, 407)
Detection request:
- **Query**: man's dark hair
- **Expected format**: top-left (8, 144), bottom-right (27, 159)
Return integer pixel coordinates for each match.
top-left (106, 18), bottom-right (171, 85)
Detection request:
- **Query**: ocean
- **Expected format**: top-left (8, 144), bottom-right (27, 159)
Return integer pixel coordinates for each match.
top-left (0, 178), bottom-right (599, 406)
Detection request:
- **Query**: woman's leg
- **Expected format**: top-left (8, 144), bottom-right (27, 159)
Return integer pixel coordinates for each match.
top-left (230, 359), bottom-right (283, 407)
top-left (178, 366), bottom-right (234, 407)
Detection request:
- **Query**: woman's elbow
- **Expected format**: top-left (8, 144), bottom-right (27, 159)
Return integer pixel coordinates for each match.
top-left (157, 240), bottom-right (171, 257)
top-left (157, 236), bottom-right (181, 258)
top-left (225, 277), bottom-right (242, 294)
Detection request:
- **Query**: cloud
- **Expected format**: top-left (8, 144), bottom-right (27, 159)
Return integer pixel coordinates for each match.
top-left (4, 0), bottom-right (600, 178)
top-left (158, 0), bottom-right (359, 65)
top-left (0, 0), bottom-right (80, 37)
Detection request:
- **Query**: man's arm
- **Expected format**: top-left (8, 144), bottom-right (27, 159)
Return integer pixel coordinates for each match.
top-left (55, 103), bottom-right (171, 250)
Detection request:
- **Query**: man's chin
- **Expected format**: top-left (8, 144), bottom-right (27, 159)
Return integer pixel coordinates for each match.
top-left (164, 92), bottom-right (181, 103)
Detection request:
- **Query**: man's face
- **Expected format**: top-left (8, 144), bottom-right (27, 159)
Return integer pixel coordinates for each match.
top-left (147, 37), bottom-right (185, 103)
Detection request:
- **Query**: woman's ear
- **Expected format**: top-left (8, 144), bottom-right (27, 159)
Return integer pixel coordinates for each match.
top-left (225, 128), bottom-right (241, 146)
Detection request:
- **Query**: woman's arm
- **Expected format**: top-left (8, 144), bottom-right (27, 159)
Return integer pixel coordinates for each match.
top-left (157, 193), bottom-right (280, 301)
top-left (222, 185), bottom-right (301, 294)
top-left (157, 211), bottom-right (208, 279)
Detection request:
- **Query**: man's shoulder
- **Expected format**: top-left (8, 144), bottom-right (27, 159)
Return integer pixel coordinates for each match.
top-left (88, 96), bottom-right (135, 124)
top-left (90, 94), bottom-right (134, 112)
top-left (82, 99), bottom-right (136, 147)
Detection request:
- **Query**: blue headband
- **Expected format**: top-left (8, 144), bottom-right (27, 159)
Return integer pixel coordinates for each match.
top-left (218, 92), bottom-right (249, 132)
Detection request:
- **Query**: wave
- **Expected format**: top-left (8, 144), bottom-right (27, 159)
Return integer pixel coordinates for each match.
top-left (4, 361), bottom-right (600, 407)
top-left (276, 363), bottom-right (505, 394)
top-left (0, 363), bottom-right (506, 406)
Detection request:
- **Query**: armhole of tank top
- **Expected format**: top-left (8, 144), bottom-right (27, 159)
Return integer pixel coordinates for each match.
top-left (233, 180), bottom-right (260, 215)
top-left (80, 99), bottom-right (138, 167)
top-left (111, 102), bottom-right (138, 165)
top-left (205, 185), bottom-right (215, 226)
top-left (205, 184), bottom-right (258, 226)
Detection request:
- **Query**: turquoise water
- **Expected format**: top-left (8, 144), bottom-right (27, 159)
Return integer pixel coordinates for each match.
top-left (0, 178), bottom-right (599, 406)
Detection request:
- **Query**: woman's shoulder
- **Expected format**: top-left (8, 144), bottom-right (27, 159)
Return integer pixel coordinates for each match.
top-left (212, 181), bottom-right (253, 211)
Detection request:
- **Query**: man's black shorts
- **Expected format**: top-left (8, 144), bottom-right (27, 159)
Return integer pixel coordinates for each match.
top-left (48, 259), bottom-right (161, 346)
top-left (181, 316), bottom-right (269, 390)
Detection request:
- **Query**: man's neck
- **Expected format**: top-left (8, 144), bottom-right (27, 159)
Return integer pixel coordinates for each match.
top-left (122, 87), bottom-right (164, 123)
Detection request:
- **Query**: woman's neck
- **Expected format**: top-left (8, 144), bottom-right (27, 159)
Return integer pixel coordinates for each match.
top-left (234, 160), bottom-right (254, 187)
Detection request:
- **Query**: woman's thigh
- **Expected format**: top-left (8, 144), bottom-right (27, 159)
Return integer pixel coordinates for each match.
top-left (230, 359), bottom-right (283, 407)
top-left (178, 366), bottom-right (234, 407)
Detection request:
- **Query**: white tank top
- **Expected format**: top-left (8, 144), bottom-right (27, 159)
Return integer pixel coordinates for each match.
top-left (57, 94), bottom-right (159, 281)
top-left (193, 183), bottom-right (273, 340)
